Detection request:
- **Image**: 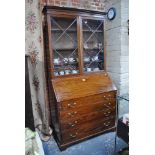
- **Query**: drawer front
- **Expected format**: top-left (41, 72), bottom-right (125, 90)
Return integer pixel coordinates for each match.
top-left (60, 109), bottom-right (116, 130)
top-left (59, 100), bottom-right (116, 121)
top-left (59, 91), bottom-right (116, 111)
top-left (61, 117), bottom-right (115, 143)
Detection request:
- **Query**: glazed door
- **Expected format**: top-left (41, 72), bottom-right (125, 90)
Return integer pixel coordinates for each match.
top-left (81, 18), bottom-right (104, 73)
top-left (50, 16), bottom-right (80, 77)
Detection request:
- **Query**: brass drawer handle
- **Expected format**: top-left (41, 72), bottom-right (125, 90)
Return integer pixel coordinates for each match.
top-left (70, 132), bottom-right (78, 138)
top-left (104, 111), bottom-right (111, 116)
top-left (82, 78), bottom-right (86, 82)
top-left (68, 111), bottom-right (77, 116)
top-left (68, 102), bottom-right (77, 107)
top-left (68, 121), bottom-right (78, 127)
top-left (104, 121), bottom-right (111, 127)
top-left (104, 103), bottom-right (113, 109)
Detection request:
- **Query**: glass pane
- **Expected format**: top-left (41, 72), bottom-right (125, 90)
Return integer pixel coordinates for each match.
top-left (51, 17), bottom-right (79, 76)
top-left (82, 19), bottom-right (104, 73)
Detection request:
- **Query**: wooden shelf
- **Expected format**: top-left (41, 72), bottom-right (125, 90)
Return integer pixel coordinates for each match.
top-left (84, 69), bottom-right (103, 72)
top-left (51, 29), bottom-right (102, 33)
top-left (51, 29), bottom-right (76, 32)
top-left (54, 68), bottom-right (79, 72)
top-left (54, 61), bottom-right (78, 66)
top-left (54, 61), bottom-right (102, 66)
top-left (83, 47), bottom-right (102, 50)
top-left (83, 30), bottom-right (102, 33)
top-left (54, 48), bottom-right (77, 51)
top-left (54, 47), bottom-right (103, 51)
top-left (84, 60), bottom-right (103, 64)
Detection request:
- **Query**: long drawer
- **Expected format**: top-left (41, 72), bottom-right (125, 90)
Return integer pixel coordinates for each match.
top-left (59, 100), bottom-right (116, 121)
top-left (60, 109), bottom-right (116, 130)
top-left (61, 117), bottom-right (115, 143)
top-left (59, 91), bottom-right (116, 111)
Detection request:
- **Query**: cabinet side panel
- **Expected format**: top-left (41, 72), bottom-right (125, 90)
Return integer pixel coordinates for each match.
top-left (43, 15), bottom-right (61, 141)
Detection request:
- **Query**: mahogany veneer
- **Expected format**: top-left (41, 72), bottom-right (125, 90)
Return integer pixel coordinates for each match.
top-left (51, 72), bottom-right (117, 150)
top-left (43, 7), bottom-right (117, 150)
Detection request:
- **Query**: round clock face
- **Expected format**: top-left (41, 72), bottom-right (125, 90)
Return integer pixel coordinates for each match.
top-left (107, 8), bottom-right (116, 20)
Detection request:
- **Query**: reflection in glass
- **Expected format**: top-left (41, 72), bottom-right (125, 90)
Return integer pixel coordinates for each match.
top-left (82, 19), bottom-right (104, 72)
top-left (51, 17), bottom-right (79, 76)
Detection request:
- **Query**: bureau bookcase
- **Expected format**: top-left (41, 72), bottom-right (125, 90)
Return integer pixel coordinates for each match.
top-left (43, 6), bottom-right (117, 150)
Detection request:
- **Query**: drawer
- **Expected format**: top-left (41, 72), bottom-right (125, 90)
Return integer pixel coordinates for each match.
top-left (59, 100), bottom-right (116, 121)
top-left (61, 117), bottom-right (115, 143)
top-left (59, 91), bottom-right (116, 111)
top-left (60, 109), bottom-right (116, 130)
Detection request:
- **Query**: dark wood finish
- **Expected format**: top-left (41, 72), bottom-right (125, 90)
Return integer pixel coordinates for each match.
top-left (44, 7), bottom-right (105, 78)
top-left (103, 20), bottom-right (106, 71)
top-left (59, 105), bottom-right (116, 122)
top-left (117, 118), bottom-right (129, 144)
top-left (77, 16), bottom-right (83, 75)
top-left (61, 117), bottom-right (115, 143)
top-left (51, 73), bottom-right (117, 150)
top-left (58, 127), bottom-right (116, 151)
top-left (59, 94), bottom-right (116, 111)
top-left (43, 7), bottom-right (117, 150)
top-left (52, 72), bottom-right (116, 102)
top-left (47, 14), bottom-right (54, 78)
top-left (43, 6), bottom-right (107, 17)
top-left (60, 113), bottom-right (115, 130)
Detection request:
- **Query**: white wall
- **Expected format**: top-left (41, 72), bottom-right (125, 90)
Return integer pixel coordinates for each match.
top-left (105, 0), bottom-right (129, 96)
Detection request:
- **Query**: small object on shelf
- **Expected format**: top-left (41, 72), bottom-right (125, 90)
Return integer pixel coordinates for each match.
top-left (98, 51), bottom-right (104, 61)
top-left (54, 72), bottom-right (59, 76)
top-left (68, 57), bottom-right (74, 63)
top-left (54, 58), bottom-right (60, 64)
top-left (59, 70), bottom-right (65, 75)
top-left (92, 56), bottom-right (98, 62)
top-left (84, 57), bottom-right (90, 62)
top-left (87, 41), bottom-right (94, 49)
top-left (87, 68), bottom-right (92, 72)
top-left (65, 70), bottom-right (70, 75)
top-left (72, 70), bottom-right (78, 74)
top-left (93, 68), bottom-right (100, 71)
top-left (84, 20), bottom-right (87, 24)
top-left (63, 58), bottom-right (68, 64)
top-left (94, 42), bottom-right (99, 48)
top-left (84, 43), bottom-right (88, 49)
top-left (98, 43), bottom-right (102, 49)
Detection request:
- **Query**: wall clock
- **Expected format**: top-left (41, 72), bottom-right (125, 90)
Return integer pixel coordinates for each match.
top-left (107, 7), bottom-right (116, 20)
